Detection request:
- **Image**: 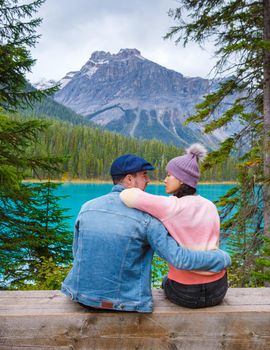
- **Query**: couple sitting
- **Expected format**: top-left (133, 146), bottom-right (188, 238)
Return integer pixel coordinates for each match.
top-left (61, 144), bottom-right (230, 313)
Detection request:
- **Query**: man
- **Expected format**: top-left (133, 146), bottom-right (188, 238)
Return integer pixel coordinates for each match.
top-left (61, 154), bottom-right (231, 313)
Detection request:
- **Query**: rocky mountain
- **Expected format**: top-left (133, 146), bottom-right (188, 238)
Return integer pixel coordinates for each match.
top-left (54, 49), bottom-right (238, 148)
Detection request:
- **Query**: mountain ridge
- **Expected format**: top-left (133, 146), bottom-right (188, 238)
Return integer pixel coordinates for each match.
top-left (36, 49), bottom-right (239, 148)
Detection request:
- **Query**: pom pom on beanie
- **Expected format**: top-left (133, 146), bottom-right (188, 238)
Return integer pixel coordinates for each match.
top-left (186, 143), bottom-right (207, 163)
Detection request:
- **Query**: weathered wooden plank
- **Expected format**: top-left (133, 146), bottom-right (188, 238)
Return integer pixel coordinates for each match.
top-left (1, 289), bottom-right (270, 313)
top-left (0, 288), bottom-right (270, 350)
top-left (0, 288), bottom-right (270, 304)
top-left (0, 287), bottom-right (267, 298)
top-left (1, 287), bottom-right (269, 298)
top-left (1, 312), bottom-right (270, 349)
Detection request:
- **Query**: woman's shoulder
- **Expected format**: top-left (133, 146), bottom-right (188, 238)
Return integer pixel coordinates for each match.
top-left (178, 194), bottom-right (216, 207)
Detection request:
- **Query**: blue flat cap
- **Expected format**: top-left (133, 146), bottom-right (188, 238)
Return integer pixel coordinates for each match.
top-left (110, 154), bottom-right (155, 176)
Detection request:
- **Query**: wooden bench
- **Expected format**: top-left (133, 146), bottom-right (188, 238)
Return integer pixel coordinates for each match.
top-left (0, 288), bottom-right (270, 350)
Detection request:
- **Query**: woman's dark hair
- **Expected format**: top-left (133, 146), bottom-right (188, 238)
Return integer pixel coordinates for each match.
top-left (173, 183), bottom-right (196, 198)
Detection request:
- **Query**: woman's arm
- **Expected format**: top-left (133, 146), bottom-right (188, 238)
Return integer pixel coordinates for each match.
top-left (146, 216), bottom-right (231, 272)
top-left (120, 188), bottom-right (176, 221)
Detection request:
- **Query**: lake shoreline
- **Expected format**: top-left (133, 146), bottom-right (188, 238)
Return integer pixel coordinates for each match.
top-left (23, 178), bottom-right (237, 185)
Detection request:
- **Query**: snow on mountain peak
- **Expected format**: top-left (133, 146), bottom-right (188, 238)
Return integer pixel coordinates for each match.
top-left (59, 71), bottom-right (78, 88)
top-left (32, 78), bottom-right (57, 90)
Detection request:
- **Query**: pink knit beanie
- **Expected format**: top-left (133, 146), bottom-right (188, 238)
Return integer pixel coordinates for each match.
top-left (166, 144), bottom-right (207, 188)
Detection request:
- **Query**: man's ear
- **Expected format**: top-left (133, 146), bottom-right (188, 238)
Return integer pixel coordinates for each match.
top-left (121, 174), bottom-right (132, 188)
top-left (125, 174), bottom-right (133, 186)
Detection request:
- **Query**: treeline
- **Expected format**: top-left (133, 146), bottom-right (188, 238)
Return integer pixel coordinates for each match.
top-left (201, 158), bottom-right (238, 182)
top-left (18, 114), bottom-right (238, 181)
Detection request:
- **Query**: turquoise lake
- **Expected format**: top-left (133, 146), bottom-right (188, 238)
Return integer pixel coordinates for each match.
top-left (55, 183), bottom-right (234, 244)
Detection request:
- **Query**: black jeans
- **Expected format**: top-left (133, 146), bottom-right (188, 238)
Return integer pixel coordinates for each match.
top-left (162, 273), bottom-right (228, 309)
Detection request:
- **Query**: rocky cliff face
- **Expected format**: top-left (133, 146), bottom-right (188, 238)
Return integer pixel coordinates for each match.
top-left (54, 49), bottom-right (234, 147)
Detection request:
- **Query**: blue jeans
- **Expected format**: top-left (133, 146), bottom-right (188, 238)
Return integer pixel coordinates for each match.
top-left (162, 273), bottom-right (228, 309)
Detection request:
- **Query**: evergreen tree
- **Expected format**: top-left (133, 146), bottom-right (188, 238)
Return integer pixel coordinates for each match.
top-left (252, 237), bottom-right (270, 283)
top-left (0, 181), bottom-right (72, 289)
top-left (219, 157), bottom-right (264, 286)
top-left (0, 0), bottom-right (72, 289)
top-left (0, 111), bottom-right (70, 289)
top-left (0, 0), bottom-right (58, 110)
top-left (0, 111), bottom-right (60, 191)
top-left (165, 0), bottom-right (270, 285)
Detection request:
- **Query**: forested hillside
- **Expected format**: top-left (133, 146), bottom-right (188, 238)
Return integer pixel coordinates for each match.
top-left (15, 114), bottom-right (238, 182)
top-left (23, 92), bottom-right (93, 126)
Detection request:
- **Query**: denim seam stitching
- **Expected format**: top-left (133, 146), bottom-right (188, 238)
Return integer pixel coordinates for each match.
top-left (75, 229), bottom-right (83, 300)
top-left (117, 237), bottom-right (131, 303)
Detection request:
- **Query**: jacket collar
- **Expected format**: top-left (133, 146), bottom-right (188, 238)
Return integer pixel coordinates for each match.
top-left (111, 184), bottom-right (125, 193)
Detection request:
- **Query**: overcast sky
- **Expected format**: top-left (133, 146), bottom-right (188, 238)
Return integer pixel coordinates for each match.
top-left (27, 0), bottom-right (217, 82)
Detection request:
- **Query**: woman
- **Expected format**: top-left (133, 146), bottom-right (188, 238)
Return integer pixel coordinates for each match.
top-left (120, 144), bottom-right (228, 308)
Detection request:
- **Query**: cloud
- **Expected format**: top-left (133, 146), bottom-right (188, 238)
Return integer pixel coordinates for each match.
top-left (28, 0), bottom-right (216, 82)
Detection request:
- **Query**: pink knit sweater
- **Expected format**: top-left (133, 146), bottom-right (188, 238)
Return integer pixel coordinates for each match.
top-left (120, 188), bottom-right (226, 285)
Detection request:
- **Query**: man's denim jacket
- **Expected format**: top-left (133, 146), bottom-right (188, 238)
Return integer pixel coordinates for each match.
top-left (61, 185), bottom-right (231, 313)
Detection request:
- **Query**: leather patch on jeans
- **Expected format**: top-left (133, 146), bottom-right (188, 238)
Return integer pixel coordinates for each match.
top-left (101, 300), bottom-right (113, 309)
